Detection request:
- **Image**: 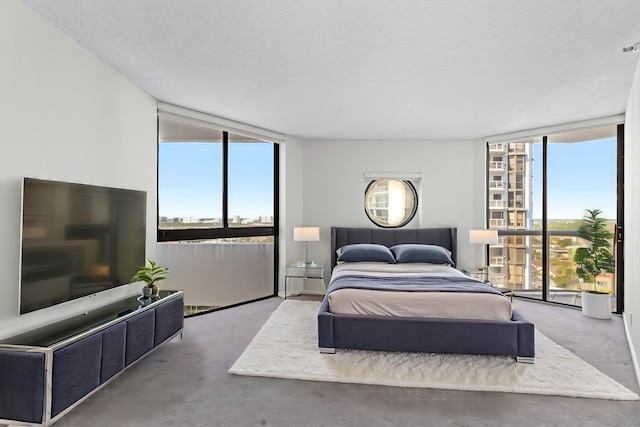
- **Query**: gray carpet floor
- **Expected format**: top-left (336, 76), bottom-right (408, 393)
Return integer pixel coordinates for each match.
top-left (47, 297), bottom-right (640, 427)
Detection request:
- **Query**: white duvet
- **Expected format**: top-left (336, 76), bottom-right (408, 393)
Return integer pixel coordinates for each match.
top-left (328, 263), bottom-right (512, 321)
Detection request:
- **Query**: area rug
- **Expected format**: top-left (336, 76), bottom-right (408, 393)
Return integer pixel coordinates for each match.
top-left (229, 300), bottom-right (639, 400)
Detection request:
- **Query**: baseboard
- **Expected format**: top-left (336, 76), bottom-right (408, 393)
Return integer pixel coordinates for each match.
top-left (623, 312), bottom-right (640, 390)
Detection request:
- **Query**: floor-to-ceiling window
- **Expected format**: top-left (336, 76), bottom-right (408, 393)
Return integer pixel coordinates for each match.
top-left (156, 113), bottom-right (279, 316)
top-left (487, 124), bottom-right (623, 313)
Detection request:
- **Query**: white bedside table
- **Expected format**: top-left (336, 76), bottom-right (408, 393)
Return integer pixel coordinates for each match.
top-left (284, 263), bottom-right (325, 299)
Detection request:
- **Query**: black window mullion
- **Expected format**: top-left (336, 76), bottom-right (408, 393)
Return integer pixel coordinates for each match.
top-left (273, 143), bottom-right (280, 235)
top-left (273, 143), bottom-right (280, 297)
top-left (156, 113), bottom-right (160, 237)
top-left (484, 144), bottom-right (490, 228)
top-left (222, 131), bottom-right (229, 229)
top-left (484, 144), bottom-right (490, 267)
top-left (616, 124), bottom-right (625, 314)
top-left (542, 136), bottom-right (548, 302)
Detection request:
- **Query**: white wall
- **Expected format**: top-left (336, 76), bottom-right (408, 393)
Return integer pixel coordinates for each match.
top-left (0, 0), bottom-right (157, 338)
top-left (278, 135), bottom-right (305, 294)
top-left (300, 138), bottom-right (486, 292)
top-left (624, 55), bottom-right (640, 376)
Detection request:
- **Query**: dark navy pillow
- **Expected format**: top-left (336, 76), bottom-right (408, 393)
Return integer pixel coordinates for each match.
top-left (336, 244), bottom-right (396, 263)
top-left (390, 244), bottom-right (454, 265)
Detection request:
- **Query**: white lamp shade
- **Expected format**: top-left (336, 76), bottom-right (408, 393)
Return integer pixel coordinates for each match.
top-left (469, 229), bottom-right (498, 245)
top-left (293, 227), bottom-right (320, 241)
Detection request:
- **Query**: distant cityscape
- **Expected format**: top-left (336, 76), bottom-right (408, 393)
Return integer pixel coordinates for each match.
top-left (160, 215), bottom-right (274, 226)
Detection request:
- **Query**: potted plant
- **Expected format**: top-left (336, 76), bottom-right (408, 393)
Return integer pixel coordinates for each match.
top-left (581, 290), bottom-right (612, 319)
top-left (131, 259), bottom-right (169, 299)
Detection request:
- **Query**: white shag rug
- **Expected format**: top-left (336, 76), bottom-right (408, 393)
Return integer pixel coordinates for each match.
top-left (229, 300), bottom-right (639, 401)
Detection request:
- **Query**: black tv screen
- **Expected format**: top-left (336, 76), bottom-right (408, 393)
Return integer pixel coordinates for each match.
top-left (19, 178), bottom-right (147, 315)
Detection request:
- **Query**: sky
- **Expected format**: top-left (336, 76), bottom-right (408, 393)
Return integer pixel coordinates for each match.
top-left (159, 137), bottom-right (617, 221)
top-left (158, 142), bottom-right (274, 219)
top-left (532, 137), bottom-right (617, 220)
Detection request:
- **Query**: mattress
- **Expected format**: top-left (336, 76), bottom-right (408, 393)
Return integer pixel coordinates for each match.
top-left (327, 263), bottom-right (512, 321)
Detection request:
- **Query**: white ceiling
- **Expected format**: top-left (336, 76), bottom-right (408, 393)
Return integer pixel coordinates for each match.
top-left (22, 0), bottom-right (640, 140)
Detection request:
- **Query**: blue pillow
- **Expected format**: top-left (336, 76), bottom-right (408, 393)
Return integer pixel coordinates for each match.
top-left (390, 244), bottom-right (454, 265)
top-left (336, 244), bottom-right (396, 263)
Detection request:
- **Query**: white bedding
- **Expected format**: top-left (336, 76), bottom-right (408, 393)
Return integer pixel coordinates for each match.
top-left (327, 263), bottom-right (512, 321)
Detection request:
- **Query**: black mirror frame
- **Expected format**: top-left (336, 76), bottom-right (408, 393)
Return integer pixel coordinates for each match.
top-left (364, 179), bottom-right (418, 228)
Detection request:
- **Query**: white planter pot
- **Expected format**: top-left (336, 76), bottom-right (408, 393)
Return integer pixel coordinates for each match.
top-left (581, 291), bottom-right (612, 319)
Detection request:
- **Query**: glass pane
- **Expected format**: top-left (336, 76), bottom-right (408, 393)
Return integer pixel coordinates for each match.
top-left (158, 143), bottom-right (222, 228)
top-left (228, 134), bottom-right (274, 227)
top-left (158, 117), bottom-right (223, 229)
top-left (546, 128), bottom-right (617, 309)
top-left (487, 139), bottom-right (541, 298)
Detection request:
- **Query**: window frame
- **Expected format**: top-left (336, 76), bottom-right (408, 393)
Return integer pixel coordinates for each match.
top-left (485, 124), bottom-right (624, 313)
top-left (157, 127), bottom-right (279, 242)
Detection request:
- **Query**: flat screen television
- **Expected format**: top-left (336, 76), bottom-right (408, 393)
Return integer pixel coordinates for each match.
top-left (19, 178), bottom-right (147, 315)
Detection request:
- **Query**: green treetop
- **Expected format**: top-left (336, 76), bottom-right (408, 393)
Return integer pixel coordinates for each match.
top-left (573, 209), bottom-right (614, 284)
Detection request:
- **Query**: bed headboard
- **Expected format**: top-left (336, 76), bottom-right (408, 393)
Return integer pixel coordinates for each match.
top-left (331, 227), bottom-right (458, 269)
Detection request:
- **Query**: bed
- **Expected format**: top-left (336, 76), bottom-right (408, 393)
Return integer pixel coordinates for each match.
top-left (317, 227), bottom-right (535, 363)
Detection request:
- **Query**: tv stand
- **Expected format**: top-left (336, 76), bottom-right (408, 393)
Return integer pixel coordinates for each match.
top-left (0, 290), bottom-right (184, 426)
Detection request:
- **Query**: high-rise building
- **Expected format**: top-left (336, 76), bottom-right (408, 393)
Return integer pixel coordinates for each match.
top-left (487, 141), bottom-right (534, 290)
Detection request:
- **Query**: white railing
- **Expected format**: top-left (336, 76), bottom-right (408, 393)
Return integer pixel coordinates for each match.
top-left (488, 161), bottom-right (506, 171)
top-left (488, 143), bottom-right (506, 152)
top-left (489, 200), bottom-right (506, 209)
top-left (489, 219), bottom-right (507, 228)
top-left (157, 242), bottom-right (274, 308)
top-left (489, 181), bottom-right (505, 190)
top-left (490, 256), bottom-right (506, 267)
top-left (490, 236), bottom-right (507, 247)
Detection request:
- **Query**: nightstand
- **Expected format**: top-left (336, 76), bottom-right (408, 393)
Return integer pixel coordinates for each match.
top-left (460, 267), bottom-right (489, 283)
top-left (461, 267), bottom-right (512, 300)
top-left (284, 263), bottom-right (325, 299)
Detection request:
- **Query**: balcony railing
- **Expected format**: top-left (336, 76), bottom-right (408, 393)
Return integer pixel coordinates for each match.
top-left (508, 144), bottom-right (526, 153)
top-left (489, 256), bottom-right (506, 267)
top-left (487, 228), bottom-right (617, 310)
top-left (489, 200), bottom-right (506, 209)
top-left (510, 289), bottom-right (614, 310)
top-left (489, 181), bottom-right (506, 190)
top-left (489, 161), bottom-right (506, 171)
top-left (157, 241), bottom-right (274, 311)
top-left (488, 143), bottom-right (506, 152)
top-left (489, 219), bottom-right (507, 228)
top-left (490, 236), bottom-right (507, 247)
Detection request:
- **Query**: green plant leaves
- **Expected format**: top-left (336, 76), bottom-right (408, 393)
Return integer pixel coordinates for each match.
top-left (130, 259), bottom-right (169, 285)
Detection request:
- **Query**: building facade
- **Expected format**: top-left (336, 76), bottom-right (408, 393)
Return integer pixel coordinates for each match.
top-left (487, 141), bottom-right (535, 290)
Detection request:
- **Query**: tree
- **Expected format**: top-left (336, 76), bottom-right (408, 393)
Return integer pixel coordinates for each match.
top-left (553, 258), bottom-right (580, 288)
top-left (573, 209), bottom-right (614, 284)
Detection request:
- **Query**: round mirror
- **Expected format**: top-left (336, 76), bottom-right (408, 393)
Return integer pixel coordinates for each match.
top-left (364, 180), bottom-right (418, 228)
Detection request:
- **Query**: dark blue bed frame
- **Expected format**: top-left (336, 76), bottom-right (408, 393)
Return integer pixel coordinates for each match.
top-left (317, 227), bottom-right (535, 363)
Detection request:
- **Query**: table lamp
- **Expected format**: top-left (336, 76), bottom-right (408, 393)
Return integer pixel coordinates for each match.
top-left (469, 229), bottom-right (498, 282)
top-left (293, 227), bottom-right (320, 267)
